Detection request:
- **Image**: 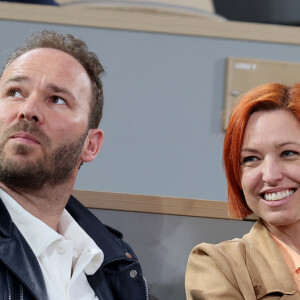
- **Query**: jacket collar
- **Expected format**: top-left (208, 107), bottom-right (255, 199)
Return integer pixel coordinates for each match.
top-left (0, 193), bottom-right (128, 265)
top-left (66, 196), bottom-right (140, 300)
top-left (0, 197), bottom-right (48, 300)
top-left (245, 219), bottom-right (298, 298)
top-left (0, 194), bottom-right (133, 300)
top-left (66, 195), bottom-right (131, 264)
top-left (0, 196), bottom-right (13, 237)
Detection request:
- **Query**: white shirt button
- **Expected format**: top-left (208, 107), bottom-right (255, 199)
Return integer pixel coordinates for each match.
top-left (57, 247), bottom-right (65, 254)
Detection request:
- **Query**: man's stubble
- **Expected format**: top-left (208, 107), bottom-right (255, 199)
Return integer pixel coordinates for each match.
top-left (0, 121), bottom-right (88, 191)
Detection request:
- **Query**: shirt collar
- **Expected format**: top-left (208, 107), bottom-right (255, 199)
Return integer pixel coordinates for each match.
top-left (0, 188), bottom-right (103, 275)
top-left (0, 188), bottom-right (62, 257)
top-left (58, 209), bottom-right (104, 275)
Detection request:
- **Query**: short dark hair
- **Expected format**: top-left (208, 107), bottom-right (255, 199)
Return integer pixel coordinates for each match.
top-left (1, 30), bottom-right (105, 129)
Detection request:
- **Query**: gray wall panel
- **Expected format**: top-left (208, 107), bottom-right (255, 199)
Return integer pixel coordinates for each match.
top-left (1, 20), bottom-right (300, 201)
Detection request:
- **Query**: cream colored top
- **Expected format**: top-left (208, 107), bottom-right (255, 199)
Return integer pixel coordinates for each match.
top-left (271, 233), bottom-right (300, 292)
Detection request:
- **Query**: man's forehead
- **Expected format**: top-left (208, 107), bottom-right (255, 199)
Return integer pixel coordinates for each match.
top-left (7, 48), bottom-right (81, 70)
top-left (2, 48), bottom-right (90, 86)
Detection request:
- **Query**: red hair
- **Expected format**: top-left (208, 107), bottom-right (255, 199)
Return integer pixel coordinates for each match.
top-left (224, 83), bottom-right (300, 219)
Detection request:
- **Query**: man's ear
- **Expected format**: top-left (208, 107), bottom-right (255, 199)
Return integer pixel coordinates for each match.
top-left (80, 129), bottom-right (104, 163)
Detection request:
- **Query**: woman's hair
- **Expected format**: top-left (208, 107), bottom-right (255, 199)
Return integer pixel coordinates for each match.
top-left (223, 83), bottom-right (300, 219)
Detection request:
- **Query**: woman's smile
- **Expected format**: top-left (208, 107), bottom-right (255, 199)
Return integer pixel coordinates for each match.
top-left (240, 109), bottom-right (300, 227)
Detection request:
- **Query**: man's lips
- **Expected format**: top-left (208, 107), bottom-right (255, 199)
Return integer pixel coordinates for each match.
top-left (11, 132), bottom-right (40, 144)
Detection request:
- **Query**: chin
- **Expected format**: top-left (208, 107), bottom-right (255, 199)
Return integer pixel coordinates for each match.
top-left (263, 213), bottom-right (299, 228)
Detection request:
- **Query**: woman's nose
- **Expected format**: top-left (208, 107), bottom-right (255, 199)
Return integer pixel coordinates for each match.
top-left (262, 158), bottom-right (283, 185)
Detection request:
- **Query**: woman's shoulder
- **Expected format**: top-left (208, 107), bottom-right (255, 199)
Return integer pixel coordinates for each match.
top-left (190, 235), bottom-right (248, 268)
top-left (186, 225), bottom-right (260, 300)
top-left (191, 219), bottom-right (266, 259)
top-left (185, 221), bottom-right (269, 299)
top-left (186, 220), bottom-right (297, 300)
top-left (196, 233), bottom-right (248, 250)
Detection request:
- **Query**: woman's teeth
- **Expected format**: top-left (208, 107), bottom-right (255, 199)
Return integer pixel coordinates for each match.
top-left (264, 189), bottom-right (294, 201)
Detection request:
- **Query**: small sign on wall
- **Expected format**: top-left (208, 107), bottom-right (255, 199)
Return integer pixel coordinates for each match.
top-left (223, 57), bottom-right (300, 129)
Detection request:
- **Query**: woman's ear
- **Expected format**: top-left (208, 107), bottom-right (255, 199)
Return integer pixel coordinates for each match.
top-left (80, 129), bottom-right (104, 163)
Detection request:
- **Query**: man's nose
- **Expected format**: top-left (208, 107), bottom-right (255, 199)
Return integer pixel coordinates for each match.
top-left (262, 158), bottom-right (283, 185)
top-left (17, 95), bottom-right (44, 124)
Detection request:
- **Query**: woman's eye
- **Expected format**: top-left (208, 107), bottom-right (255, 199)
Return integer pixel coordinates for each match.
top-left (9, 90), bottom-right (22, 98)
top-left (281, 150), bottom-right (298, 157)
top-left (241, 156), bottom-right (258, 165)
top-left (51, 96), bottom-right (66, 105)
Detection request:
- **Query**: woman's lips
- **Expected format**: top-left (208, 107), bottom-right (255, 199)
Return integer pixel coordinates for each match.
top-left (262, 189), bottom-right (295, 201)
top-left (260, 189), bottom-right (296, 207)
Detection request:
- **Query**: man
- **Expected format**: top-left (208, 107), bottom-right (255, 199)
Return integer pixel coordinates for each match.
top-left (0, 30), bottom-right (148, 300)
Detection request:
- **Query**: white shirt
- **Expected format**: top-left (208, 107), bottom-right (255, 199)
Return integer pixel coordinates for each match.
top-left (0, 188), bottom-right (104, 300)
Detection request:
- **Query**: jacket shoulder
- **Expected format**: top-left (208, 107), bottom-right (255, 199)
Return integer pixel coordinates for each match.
top-left (185, 230), bottom-right (259, 300)
top-left (104, 224), bottom-right (123, 239)
top-left (186, 220), bottom-right (297, 300)
top-left (190, 236), bottom-right (248, 282)
top-left (197, 237), bottom-right (247, 261)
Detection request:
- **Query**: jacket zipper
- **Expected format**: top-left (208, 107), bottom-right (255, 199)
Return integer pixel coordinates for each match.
top-left (6, 270), bottom-right (12, 300)
top-left (143, 276), bottom-right (150, 300)
top-left (20, 284), bottom-right (23, 300)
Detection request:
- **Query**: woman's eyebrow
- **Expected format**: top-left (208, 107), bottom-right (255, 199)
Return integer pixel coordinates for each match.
top-left (241, 148), bottom-right (259, 153)
top-left (277, 142), bottom-right (300, 148)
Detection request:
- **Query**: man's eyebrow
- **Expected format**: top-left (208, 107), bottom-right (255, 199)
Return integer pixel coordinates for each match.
top-left (6, 75), bottom-right (29, 84)
top-left (47, 84), bottom-right (73, 97)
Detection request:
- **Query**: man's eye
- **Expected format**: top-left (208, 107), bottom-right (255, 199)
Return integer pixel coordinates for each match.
top-left (281, 150), bottom-right (298, 157)
top-left (51, 96), bottom-right (66, 105)
top-left (9, 90), bottom-right (22, 98)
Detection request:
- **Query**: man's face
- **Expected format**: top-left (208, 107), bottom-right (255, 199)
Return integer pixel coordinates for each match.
top-left (0, 48), bottom-right (96, 190)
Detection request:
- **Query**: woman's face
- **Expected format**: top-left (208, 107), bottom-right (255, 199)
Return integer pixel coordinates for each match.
top-left (240, 109), bottom-right (300, 228)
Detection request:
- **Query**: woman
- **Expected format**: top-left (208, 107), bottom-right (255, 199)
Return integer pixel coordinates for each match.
top-left (186, 83), bottom-right (300, 299)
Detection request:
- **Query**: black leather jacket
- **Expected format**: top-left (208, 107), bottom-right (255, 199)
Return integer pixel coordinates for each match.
top-left (0, 195), bottom-right (149, 300)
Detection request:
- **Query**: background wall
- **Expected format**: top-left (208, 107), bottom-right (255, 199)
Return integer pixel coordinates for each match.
top-left (1, 19), bottom-right (300, 202)
top-left (0, 17), bottom-right (299, 299)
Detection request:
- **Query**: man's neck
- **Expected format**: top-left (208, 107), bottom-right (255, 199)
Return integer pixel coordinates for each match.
top-left (0, 181), bottom-right (74, 232)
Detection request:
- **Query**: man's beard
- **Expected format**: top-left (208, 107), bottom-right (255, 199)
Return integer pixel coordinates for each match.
top-left (0, 121), bottom-right (88, 191)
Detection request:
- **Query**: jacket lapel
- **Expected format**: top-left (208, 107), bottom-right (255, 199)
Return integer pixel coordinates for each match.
top-left (246, 219), bottom-right (299, 299)
top-left (0, 198), bottom-right (48, 300)
top-left (66, 195), bottom-right (138, 300)
top-left (66, 196), bottom-right (128, 263)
